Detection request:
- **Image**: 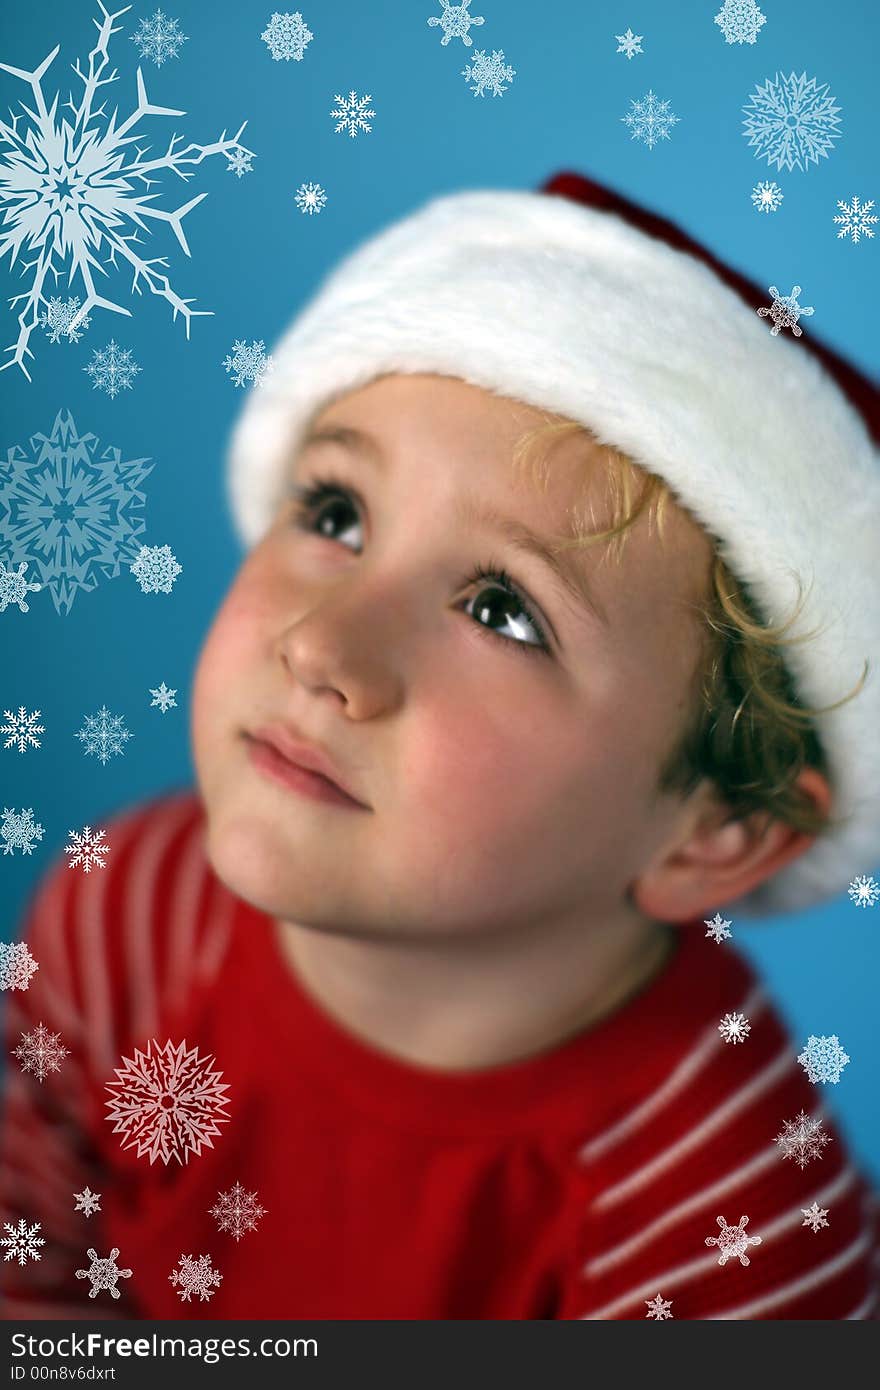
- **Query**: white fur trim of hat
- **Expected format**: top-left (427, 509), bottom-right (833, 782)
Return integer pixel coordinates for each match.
top-left (226, 183), bottom-right (880, 921)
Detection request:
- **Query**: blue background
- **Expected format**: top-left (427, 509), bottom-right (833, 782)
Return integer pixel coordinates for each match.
top-left (1, 0), bottom-right (878, 1180)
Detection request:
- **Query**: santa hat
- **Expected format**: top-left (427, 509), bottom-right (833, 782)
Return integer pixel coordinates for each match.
top-left (226, 171), bottom-right (880, 920)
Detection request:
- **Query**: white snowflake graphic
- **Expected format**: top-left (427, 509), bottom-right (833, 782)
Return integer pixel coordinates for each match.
top-left (714, 0), bottom-right (766, 45)
top-left (1, 1218), bottom-right (45, 1265)
top-left (223, 339), bottom-right (274, 388)
top-left (294, 181), bottom-right (327, 215)
top-left (330, 91), bottom-right (377, 136)
top-left (704, 912), bottom-right (733, 944)
top-left (0, 562), bottom-right (42, 613)
top-left (130, 543), bottom-right (182, 595)
top-left (621, 89), bottom-right (680, 149)
top-left (0, 940), bottom-right (39, 991)
top-left (742, 71), bottom-right (842, 173)
top-left (848, 874), bottom-right (879, 908)
top-left (76, 1247), bottom-right (133, 1299)
top-left (84, 340), bottom-right (141, 398)
top-left (797, 1034), bottom-right (850, 1085)
top-left (774, 1109), bottom-right (832, 1168)
top-left (704, 1213), bottom-right (762, 1267)
top-left (226, 147), bottom-right (255, 178)
top-left (833, 196), bottom-right (877, 244)
top-left (1, 806), bottom-right (45, 856)
top-left (169, 1252), bottom-right (223, 1302)
top-left (801, 1201), bottom-right (830, 1233)
top-left (751, 180), bottom-right (784, 213)
top-left (261, 11), bottom-right (314, 62)
top-left (130, 9), bottom-right (188, 67)
top-left (0, 4), bottom-right (253, 381)
top-left (41, 295), bottom-right (92, 344)
top-left (149, 681), bottom-right (177, 713)
top-left (461, 50), bottom-right (516, 98)
top-left (427, 1), bottom-right (485, 47)
top-left (13, 1021), bottom-right (71, 1082)
top-left (74, 704), bottom-right (132, 764)
top-left (65, 825), bottom-right (110, 874)
top-left (718, 1011), bottom-right (751, 1044)
top-left (73, 1186), bottom-right (102, 1217)
top-left (644, 1292), bottom-right (673, 1319)
top-left (757, 285), bottom-right (814, 337)
top-left (2, 706), bottom-right (44, 753)
top-left (209, 1181), bottom-right (268, 1242)
top-left (615, 28), bottom-right (644, 60)
top-left (104, 1037), bottom-right (231, 1166)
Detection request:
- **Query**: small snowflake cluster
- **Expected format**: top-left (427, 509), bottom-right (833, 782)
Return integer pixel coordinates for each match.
top-left (426, 4), bottom-right (516, 99)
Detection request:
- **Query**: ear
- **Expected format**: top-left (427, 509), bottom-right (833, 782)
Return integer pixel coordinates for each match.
top-left (631, 767), bottom-right (834, 923)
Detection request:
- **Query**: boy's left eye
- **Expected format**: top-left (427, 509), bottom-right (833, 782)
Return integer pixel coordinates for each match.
top-left (287, 475), bottom-right (552, 658)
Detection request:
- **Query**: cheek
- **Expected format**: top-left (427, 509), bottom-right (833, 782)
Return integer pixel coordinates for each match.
top-left (191, 578), bottom-right (263, 735)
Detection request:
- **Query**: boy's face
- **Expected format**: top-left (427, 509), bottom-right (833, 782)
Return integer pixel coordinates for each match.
top-left (191, 372), bottom-right (716, 940)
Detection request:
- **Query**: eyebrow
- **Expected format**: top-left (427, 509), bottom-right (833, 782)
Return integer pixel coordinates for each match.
top-left (300, 424), bottom-right (610, 628)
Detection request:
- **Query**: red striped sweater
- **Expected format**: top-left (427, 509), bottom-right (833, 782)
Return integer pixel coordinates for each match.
top-left (1, 788), bottom-right (877, 1319)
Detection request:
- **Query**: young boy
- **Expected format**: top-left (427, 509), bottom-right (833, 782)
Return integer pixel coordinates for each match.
top-left (2, 172), bottom-right (878, 1320)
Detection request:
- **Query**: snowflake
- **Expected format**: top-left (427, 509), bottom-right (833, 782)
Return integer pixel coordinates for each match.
top-left (65, 825), bottom-right (110, 874)
top-left (0, 563), bottom-right (42, 613)
top-left (714, 0), bottom-right (766, 45)
top-left (13, 1021), bottom-right (71, 1082)
top-left (1, 1218), bottom-right (45, 1265)
top-left (718, 1011), bottom-right (751, 1044)
top-left (833, 196), bottom-right (877, 244)
top-left (742, 71), bottom-right (842, 173)
top-left (427, 1), bottom-right (485, 47)
top-left (74, 704), bottom-right (132, 764)
top-left (1, 806), bottom-right (44, 856)
top-left (757, 285), bottom-right (814, 337)
top-left (149, 681), bottom-right (177, 712)
top-left (209, 1181), bottom-right (268, 1242)
top-left (130, 543), bottom-right (182, 595)
top-left (223, 339), bottom-right (274, 388)
top-left (261, 12), bottom-right (314, 62)
top-left (294, 181), bottom-right (327, 215)
top-left (2, 706), bottom-right (45, 753)
top-left (0, 4), bottom-right (253, 382)
top-left (461, 50), bottom-right (516, 98)
top-left (75, 1247), bottom-right (133, 1299)
top-left (330, 91), bottom-right (377, 137)
top-left (797, 1034), bottom-right (850, 1085)
top-left (73, 1186), bottom-right (102, 1217)
top-left (84, 340), bottom-right (141, 398)
top-left (801, 1201), bottom-right (830, 1233)
top-left (644, 1292), bottom-right (673, 1319)
top-left (0, 410), bottom-right (154, 617)
top-left (41, 295), bottom-right (92, 344)
top-left (704, 912), bottom-right (732, 944)
top-left (751, 180), bottom-right (784, 213)
top-left (704, 1213), bottom-right (762, 1267)
top-left (226, 148), bottom-right (255, 178)
top-left (621, 89), bottom-right (680, 149)
top-left (848, 874), bottom-right (879, 908)
top-left (130, 9), bottom-right (188, 67)
top-left (774, 1110), bottom-right (832, 1168)
top-left (104, 1037), bottom-right (231, 1166)
top-left (169, 1252), bottom-right (223, 1302)
top-left (0, 940), bottom-right (39, 991)
top-left (615, 28), bottom-right (644, 60)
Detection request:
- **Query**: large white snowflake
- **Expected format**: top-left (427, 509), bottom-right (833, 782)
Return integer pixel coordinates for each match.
top-left (65, 825), bottom-right (110, 873)
top-left (149, 681), bottom-right (177, 712)
top-left (621, 89), bottom-right (680, 149)
top-left (13, 1021), bottom-right (71, 1082)
top-left (209, 1181), bottom-right (268, 1242)
top-left (427, 2), bottom-right (485, 47)
top-left (330, 91), bottom-right (376, 137)
top-left (75, 1247), bottom-right (133, 1298)
top-left (833, 196), bottom-right (877, 244)
top-left (704, 1213), bottom-right (762, 1267)
top-left (801, 1201), bottom-right (830, 1233)
top-left (797, 1034), bottom-right (850, 1085)
top-left (41, 295), bottom-right (92, 344)
top-left (714, 0), bottom-right (766, 45)
top-left (644, 1292), bottom-right (673, 1319)
top-left (294, 181), bottom-right (327, 215)
top-left (74, 704), bottom-right (132, 764)
top-left (223, 339), bottom-right (274, 388)
top-left (848, 874), bottom-right (879, 908)
top-left (1, 806), bottom-right (45, 856)
top-left (757, 284), bottom-right (814, 337)
top-left (104, 1037), bottom-right (231, 1166)
top-left (261, 12), bottom-right (314, 62)
top-left (169, 1252), bottom-right (223, 1302)
top-left (130, 9), bottom-right (188, 67)
top-left (2, 706), bottom-right (44, 752)
top-left (0, 562), bottom-right (42, 613)
top-left (718, 1011), bottom-right (751, 1044)
top-left (130, 543), bottom-right (182, 594)
top-left (1, 1218), bottom-right (45, 1265)
top-left (0, 940), bottom-right (39, 991)
top-left (73, 1186), bottom-right (102, 1217)
top-left (0, 3), bottom-right (253, 381)
top-left (742, 71), bottom-right (842, 173)
top-left (461, 50), bottom-right (516, 98)
top-left (615, 28), bottom-right (644, 60)
top-left (84, 340), bottom-right (141, 397)
top-left (751, 180), bottom-right (784, 214)
top-left (774, 1109), bottom-right (832, 1168)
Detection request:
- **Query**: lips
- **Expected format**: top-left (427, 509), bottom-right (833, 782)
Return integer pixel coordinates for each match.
top-left (247, 723), bottom-right (366, 807)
